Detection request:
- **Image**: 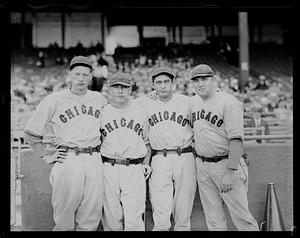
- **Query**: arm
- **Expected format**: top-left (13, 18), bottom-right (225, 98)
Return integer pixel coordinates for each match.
top-left (226, 138), bottom-right (243, 170)
top-left (143, 143), bottom-right (152, 165)
top-left (24, 94), bottom-right (66, 164)
top-left (24, 130), bottom-right (47, 158)
top-left (24, 130), bottom-right (67, 164)
top-left (220, 97), bottom-right (244, 193)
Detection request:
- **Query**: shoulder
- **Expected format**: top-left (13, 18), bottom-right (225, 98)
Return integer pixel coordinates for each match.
top-left (131, 100), bottom-right (148, 112)
top-left (189, 94), bottom-right (203, 105)
top-left (173, 93), bottom-right (189, 102)
top-left (39, 90), bottom-right (62, 103)
top-left (88, 90), bottom-right (107, 105)
top-left (101, 103), bottom-right (112, 113)
top-left (134, 95), bottom-right (152, 105)
top-left (217, 91), bottom-right (242, 106)
top-left (88, 90), bottom-right (105, 99)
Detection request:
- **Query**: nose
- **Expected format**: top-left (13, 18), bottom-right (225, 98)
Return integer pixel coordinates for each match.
top-left (77, 74), bottom-right (85, 81)
top-left (160, 82), bottom-right (166, 88)
top-left (117, 87), bottom-right (124, 93)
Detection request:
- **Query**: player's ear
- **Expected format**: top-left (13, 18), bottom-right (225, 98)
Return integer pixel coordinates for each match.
top-left (151, 79), bottom-right (155, 89)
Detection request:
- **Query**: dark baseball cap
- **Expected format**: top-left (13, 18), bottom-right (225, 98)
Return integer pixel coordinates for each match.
top-left (108, 72), bottom-right (132, 87)
top-left (151, 66), bottom-right (175, 81)
top-left (190, 64), bottom-right (214, 80)
top-left (69, 56), bottom-right (93, 70)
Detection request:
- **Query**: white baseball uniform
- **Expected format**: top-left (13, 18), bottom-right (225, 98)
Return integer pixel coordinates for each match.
top-left (100, 100), bottom-right (148, 231)
top-left (190, 90), bottom-right (259, 231)
top-left (136, 94), bottom-right (197, 231)
top-left (24, 89), bottom-right (107, 231)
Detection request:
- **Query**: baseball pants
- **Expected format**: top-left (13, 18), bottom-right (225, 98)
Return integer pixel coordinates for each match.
top-left (102, 163), bottom-right (146, 231)
top-left (149, 153), bottom-right (197, 231)
top-left (195, 157), bottom-right (259, 231)
top-left (49, 152), bottom-right (103, 231)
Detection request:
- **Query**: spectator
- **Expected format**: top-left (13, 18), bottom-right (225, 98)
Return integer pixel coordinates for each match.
top-left (253, 75), bottom-right (269, 90)
top-left (247, 105), bottom-right (270, 143)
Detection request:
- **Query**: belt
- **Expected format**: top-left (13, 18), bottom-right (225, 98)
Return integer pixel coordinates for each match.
top-left (58, 145), bottom-right (101, 155)
top-left (152, 146), bottom-right (193, 157)
top-left (197, 154), bottom-right (228, 163)
top-left (102, 156), bottom-right (144, 166)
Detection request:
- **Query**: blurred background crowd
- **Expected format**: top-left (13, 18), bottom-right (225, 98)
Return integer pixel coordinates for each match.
top-left (11, 42), bottom-right (293, 141)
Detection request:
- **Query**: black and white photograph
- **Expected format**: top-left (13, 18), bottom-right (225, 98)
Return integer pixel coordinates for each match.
top-left (6, 0), bottom-right (294, 233)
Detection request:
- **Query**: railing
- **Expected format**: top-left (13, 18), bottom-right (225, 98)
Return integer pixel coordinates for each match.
top-left (244, 135), bottom-right (293, 140)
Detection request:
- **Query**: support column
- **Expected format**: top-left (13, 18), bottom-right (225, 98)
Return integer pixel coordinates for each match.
top-left (179, 25), bottom-right (183, 45)
top-left (101, 13), bottom-right (108, 49)
top-left (238, 12), bottom-right (249, 93)
top-left (166, 25), bottom-right (171, 45)
top-left (21, 12), bottom-right (25, 49)
top-left (218, 25), bottom-right (223, 37)
top-left (61, 12), bottom-right (65, 49)
top-left (172, 25), bottom-right (176, 43)
top-left (137, 25), bottom-right (144, 47)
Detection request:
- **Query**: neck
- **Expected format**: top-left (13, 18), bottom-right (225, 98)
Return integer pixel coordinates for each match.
top-left (111, 100), bottom-right (130, 109)
top-left (70, 87), bottom-right (87, 95)
top-left (159, 93), bottom-right (173, 102)
top-left (200, 89), bottom-right (216, 101)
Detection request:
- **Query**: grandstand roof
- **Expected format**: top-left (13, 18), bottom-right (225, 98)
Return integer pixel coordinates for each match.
top-left (5, 1), bottom-right (294, 26)
top-left (5, 0), bottom-right (294, 12)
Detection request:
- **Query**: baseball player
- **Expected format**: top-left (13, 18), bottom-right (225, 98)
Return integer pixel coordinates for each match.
top-left (189, 64), bottom-right (259, 231)
top-left (135, 66), bottom-right (197, 231)
top-left (100, 72), bottom-right (152, 231)
top-left (24, 56), bottom-right (107, 231)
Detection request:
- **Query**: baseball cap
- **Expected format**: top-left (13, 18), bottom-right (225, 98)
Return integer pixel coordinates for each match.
top-left (108, 72), bottom-right (132, 87)
top-left (69, 56), bottom-right (93, 70)
top-left (151, 66), bottom-right (175, 81)
top-left (190, 64), bottom-right (214, 80)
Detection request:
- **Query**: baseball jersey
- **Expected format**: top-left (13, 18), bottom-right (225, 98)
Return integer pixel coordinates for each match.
top-left (190, 90), bottom-right (244, 157)
top-left (135, 94), bottom-right (193, 150)
top-left (100, 100), bottom-right (148, 159)
top-left (24, 89), bottom-right (107, 148)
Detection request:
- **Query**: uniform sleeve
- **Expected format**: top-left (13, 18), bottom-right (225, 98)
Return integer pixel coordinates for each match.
top-left (187, 96), bottom-right (194, 125)
top-left (224, 96), bottom-right (244, 141)
top-left (24, 94), bottom-right (56, 137)
top-left (139, 104), bottom-right (150, 145)
top-left (99, 93), bottom-right (108, 108)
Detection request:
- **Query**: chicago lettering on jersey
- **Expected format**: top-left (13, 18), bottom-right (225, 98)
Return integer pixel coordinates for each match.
top-left (100, 118), bottom-right (143, 137)
top-left (191, 109), bottom-right (224, 128)
top-left (59, 104), bottom-right (101, 123)
top-left (148, 111), bottom-right (190, 127)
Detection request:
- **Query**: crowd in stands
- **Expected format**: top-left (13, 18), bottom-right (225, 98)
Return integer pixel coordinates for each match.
top-left (11, 43), bottom-right (293, 141)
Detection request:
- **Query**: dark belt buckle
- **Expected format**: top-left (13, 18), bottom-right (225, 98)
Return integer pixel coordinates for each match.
top-left (163, 149), bottom-right (167, 157)
top-left (177, 147), bottom-right (181, 156)
top-left (213, 156), bottom-right (220, 163)
top-left (125, 158), bottom-right (130, 166)
top-left (96, 145), bottom-right (101, 152)
top-left (111, 159), bottom-right (116, 166)
top-left (60, 146), bottom-right (68, 153)
top-left (75, 146), bottom-right (80, 155)
top-left (88, 146), bottom-right (92, 155)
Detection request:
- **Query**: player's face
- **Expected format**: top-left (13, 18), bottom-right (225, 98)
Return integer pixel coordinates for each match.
top-left (191, 76), bottom-right (215, 99)
top-left (109, 84), bottom-right (132, 104)
top-left (70, 66), bottom-right (92, 92)
top-left (152, 75), bottom-right (173, 100)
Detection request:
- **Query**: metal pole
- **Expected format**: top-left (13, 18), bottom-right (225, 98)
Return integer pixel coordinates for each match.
top-left (238, 12), bottom-right (249, 93)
